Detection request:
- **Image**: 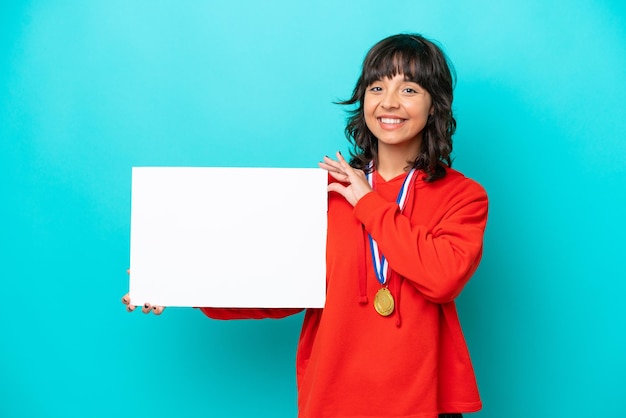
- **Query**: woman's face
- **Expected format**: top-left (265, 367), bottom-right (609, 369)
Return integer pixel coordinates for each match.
top-left (363, 73), bottom-right (433, 155)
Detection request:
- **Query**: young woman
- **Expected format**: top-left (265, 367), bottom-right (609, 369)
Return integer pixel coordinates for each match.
top-left (124, 33), bottom-right (488, 418)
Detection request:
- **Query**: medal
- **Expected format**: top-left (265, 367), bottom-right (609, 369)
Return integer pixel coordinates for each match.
top-left (366, 164), bottom-right (417, 317)
top-left (374, 288), bottom-right (395, 316)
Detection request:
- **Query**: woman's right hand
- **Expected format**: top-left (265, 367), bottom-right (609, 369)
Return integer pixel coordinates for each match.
top-left (122, 270), bottom-right (165, 315)
top-left (121, 293), bottom-right (166, 315)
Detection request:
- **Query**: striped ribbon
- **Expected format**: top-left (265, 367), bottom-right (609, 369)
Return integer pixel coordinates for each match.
top-left (366, 165), bottom-right (417, 286)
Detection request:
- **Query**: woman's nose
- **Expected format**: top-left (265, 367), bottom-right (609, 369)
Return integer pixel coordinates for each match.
top-left (380, 91), bottom-right (399, 109)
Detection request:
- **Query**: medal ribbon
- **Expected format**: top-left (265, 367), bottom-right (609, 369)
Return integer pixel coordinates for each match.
top-left (366, 164), bottom-right (417, 286)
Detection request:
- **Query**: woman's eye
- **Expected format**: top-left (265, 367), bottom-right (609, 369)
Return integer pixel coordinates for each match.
top-left (369, 86), bottom-right (382, 92)
top-left (403, 88), bottom-right (417, 93)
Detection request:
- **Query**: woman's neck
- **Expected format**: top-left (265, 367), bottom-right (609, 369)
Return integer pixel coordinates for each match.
top-left (376, 142), bottom-right (420, 181)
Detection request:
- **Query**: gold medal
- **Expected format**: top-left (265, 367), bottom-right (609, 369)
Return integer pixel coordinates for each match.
top-left (374, 288), bottom-right (394, 316)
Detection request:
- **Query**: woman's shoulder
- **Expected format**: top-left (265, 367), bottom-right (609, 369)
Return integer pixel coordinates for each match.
top-left (423, 166), bottom-right (487, 199)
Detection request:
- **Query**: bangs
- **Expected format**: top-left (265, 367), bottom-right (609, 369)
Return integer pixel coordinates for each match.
top-left (361, 44), bottom-right (430, 88)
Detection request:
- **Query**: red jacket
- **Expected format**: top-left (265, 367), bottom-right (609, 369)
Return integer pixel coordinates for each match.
top-left (202, 166), bottom-right (488, 418)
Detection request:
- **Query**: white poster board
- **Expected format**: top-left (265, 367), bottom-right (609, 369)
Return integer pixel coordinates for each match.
top-left (129, 167), bottom-right (327, 308)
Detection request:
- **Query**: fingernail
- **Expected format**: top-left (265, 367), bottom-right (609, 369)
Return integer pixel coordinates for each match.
top-left (144, 303), bottom-right (149, 309)
top-left (122, 296), bottom-right (128, 303)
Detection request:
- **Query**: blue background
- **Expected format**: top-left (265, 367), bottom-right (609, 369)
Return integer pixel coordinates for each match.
top-left (1, 1), bottom-right (625, 417)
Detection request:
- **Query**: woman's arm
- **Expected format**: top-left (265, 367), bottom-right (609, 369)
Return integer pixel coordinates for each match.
top-left (354, 180), bottom-right (488, 304)
top-left (197, 307), bottom-right (304, 320)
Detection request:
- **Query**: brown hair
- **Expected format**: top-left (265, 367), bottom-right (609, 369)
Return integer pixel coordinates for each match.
top-left (339, 34), bottom-right (456, 182)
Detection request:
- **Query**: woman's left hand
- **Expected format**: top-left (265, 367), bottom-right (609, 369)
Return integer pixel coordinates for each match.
top-left (319, 152), bottom-right (372, 207)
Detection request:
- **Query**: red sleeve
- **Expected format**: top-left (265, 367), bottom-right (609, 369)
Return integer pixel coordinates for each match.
top-left (353, 179), bottom-right (488, 304)
top-left (197, 307), bottom-right (303, 320)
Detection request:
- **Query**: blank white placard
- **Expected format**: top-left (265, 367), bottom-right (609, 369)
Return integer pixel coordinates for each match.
top-left (129, 167), bottom-right (327, 308)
